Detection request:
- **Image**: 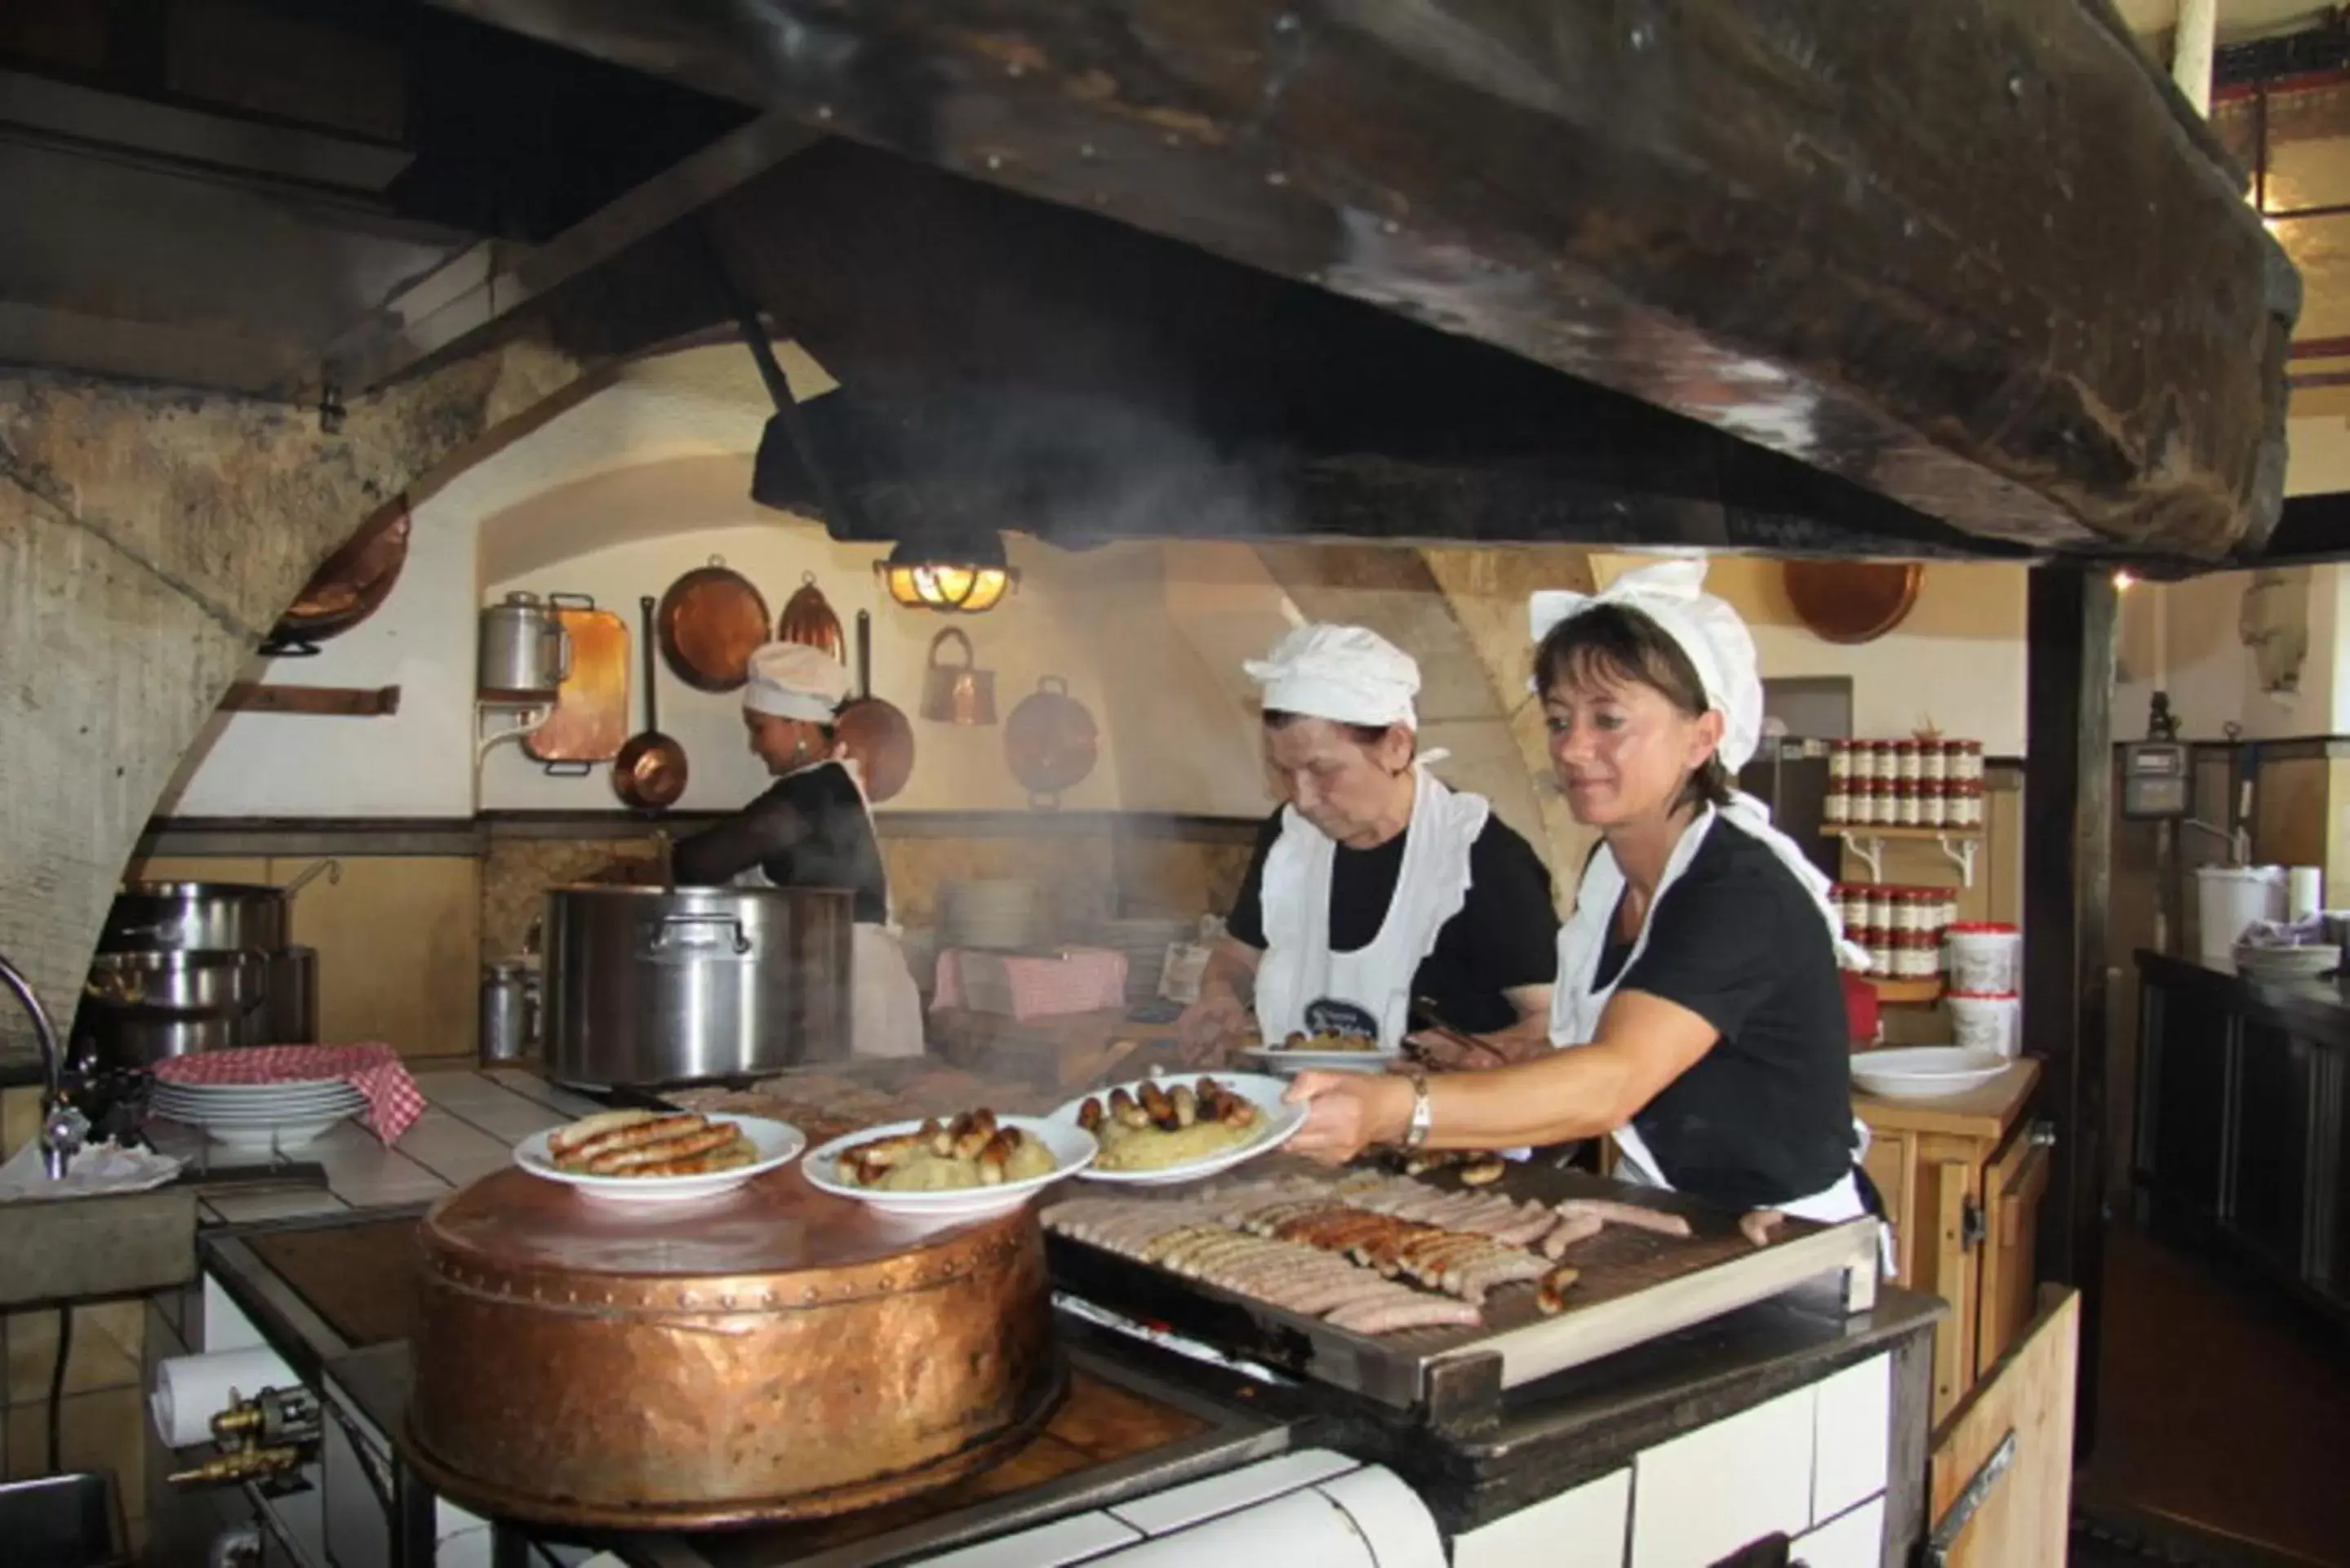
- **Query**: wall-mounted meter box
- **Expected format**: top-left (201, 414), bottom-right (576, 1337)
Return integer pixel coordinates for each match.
top-left (2121, 740), bottom-right (2191, 820)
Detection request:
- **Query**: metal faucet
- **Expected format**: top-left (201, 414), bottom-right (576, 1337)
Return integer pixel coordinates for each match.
top-left (0, 948), bottom-right (89, 1180)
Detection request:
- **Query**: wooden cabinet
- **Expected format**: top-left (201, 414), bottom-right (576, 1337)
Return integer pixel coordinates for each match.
top-left (1858, 1059), bottom-right (2046, 1424)
top-left (1926, 1290), bottom-right (2080, 1568)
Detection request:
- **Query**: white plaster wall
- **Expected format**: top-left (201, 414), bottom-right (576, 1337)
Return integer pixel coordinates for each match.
top-left (151, 484), bottom-right (478, 818)
top-left (1590, 553), bottom-right (2031, 753)
top-left (2120, 566), bottom-right (2346, 741)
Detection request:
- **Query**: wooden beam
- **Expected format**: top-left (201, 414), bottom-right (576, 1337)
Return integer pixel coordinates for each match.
top-left (2022, 566), bottom-right (2118, 1452)
top-left (434, 0), bottom-right (2294, 557)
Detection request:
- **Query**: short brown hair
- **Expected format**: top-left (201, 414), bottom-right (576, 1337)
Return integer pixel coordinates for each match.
top-left (1533, 605), bottom-right (1731, 811)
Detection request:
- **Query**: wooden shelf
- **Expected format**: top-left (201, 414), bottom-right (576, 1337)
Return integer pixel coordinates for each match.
top-left (1867, 976), bottom-right (1945, 1005)
top-left (1824, 824), bottom-right (1981, 842)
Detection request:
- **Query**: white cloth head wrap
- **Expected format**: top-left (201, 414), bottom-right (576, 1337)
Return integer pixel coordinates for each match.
top-left (1244, 624), bottom-right (1421, 731)
top-left (1528, 557), bottom-right (1762, 771)
top-left (1530, 557), bottom-right (1866, 970)
top-left (743, 642), bottom-right (852, 724)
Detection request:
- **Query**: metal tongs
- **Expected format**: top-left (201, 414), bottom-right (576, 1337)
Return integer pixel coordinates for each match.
top-left (1405, 997), bottom-right (1510, 1067)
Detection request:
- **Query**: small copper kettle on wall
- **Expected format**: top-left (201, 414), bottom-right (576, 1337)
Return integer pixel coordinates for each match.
top-left (775, 571), bottom-right (846, 665)
top-left (920, 628), bottom-right (997, 725)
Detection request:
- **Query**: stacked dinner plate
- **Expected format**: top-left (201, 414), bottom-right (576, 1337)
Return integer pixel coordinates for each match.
top-left (149, 1074), bottom-right (365, 1148)
top-left (1090, 917), bottom-right (1193, 1004)
top-left (939, 879), bottom-right (1043, 951)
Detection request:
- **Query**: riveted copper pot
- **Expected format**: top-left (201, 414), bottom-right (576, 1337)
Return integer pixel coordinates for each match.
top-left (408, 1166), bottom-right (1063, 1529)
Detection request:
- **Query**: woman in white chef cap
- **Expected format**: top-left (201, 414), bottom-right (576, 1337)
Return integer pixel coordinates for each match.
top-left (673, 642), bottom-right (925, 1058)
top-left (1175, 624), bottom-right (1560, 1064)
top-left (1287, 561), bottom-right (1881, 1229)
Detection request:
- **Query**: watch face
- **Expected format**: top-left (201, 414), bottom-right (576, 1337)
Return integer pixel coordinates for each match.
top-left (1305, 997), bottom-right (1382, 1044)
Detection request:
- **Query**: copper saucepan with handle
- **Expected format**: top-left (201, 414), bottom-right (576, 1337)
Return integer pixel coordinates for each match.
top-left (613, 596), bottom-right (688, 813)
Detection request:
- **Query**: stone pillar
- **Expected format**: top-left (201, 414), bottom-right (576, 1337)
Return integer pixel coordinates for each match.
top-left (0, 338), bottom-right (586, 1057)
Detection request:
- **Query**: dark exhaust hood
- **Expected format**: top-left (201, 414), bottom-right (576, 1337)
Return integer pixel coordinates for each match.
top-left (429, 0), bottom-right (2295, 563)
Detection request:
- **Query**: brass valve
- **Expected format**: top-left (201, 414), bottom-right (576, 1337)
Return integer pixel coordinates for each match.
top-left (167, 1385), bottom-right (321, 1490)
top-left (167, 1446), bottom-right (302, 1487)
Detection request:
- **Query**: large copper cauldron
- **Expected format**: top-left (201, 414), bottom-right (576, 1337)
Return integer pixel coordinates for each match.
top-left (408, 1167), bottom-right (1063, 1529)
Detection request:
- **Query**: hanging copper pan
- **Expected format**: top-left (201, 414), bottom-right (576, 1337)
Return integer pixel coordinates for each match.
top-left (656, 556), bottom-right (771, 692)
top-left (835, 611), bottom-right (915, 804)
top-left (262, 495), bottom-right (411, 655)
top-left (1781, 561), bottom-right (1924, 645)
top-left (615, 596), bottom-right (689, 812)
top-left (1003, 675), bottom-right (1098, 810)
top-left (777, 571), bottom-right (847, 665)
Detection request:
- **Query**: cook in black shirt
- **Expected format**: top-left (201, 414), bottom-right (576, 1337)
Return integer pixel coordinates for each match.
top-left (1286, 562), bottom-right (1873, 1224)
top-left (671, 642), bottom-right (923, 1057)
top-left (1175, 624), bottom-right (1558, 1063)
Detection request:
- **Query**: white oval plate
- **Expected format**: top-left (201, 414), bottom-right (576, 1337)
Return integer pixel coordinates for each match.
top-left (513, 1113), bottom-right (804, 1205)
top-left (1049, 1073), bottom-right (1306, 1186)
top-left (1850, 1046), bottom-right (2010, 1100)
top-left (1239, 1045), bottom-right (1404, 1077)
top-left (802, 1116), bottom-right (1094, 1219)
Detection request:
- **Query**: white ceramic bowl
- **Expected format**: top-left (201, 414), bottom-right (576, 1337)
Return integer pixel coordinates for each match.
top-left (1850, 1046), bottom-right (2010, 1101)
top-left (204, 1116), bottom-right (356, 1150)
top-left (513, 1113), bottom-right (804, 1205)
top-left (1049, 1072), bottom-right (1307, 1186)
top-left (802, 1116), bottom-right (1094, 1219)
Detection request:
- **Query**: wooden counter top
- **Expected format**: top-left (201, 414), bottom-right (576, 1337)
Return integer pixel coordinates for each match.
top-left (1855, 1058), bottom-right (2039, 1139)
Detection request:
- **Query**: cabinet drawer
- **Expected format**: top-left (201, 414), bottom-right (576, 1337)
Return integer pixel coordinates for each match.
top-left (1631, 1388), bottom-right (1815, 1568)
top-left (1812, 1355), bottom-right (1891, 1522)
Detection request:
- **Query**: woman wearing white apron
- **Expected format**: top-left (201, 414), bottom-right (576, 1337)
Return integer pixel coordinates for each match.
top-left (1174, 624), bottom-right (1557, 1064)
top-left (1288, 562), bottom-right (1886, 1247)
top-left (671, 642), bottom-right (926, 1059)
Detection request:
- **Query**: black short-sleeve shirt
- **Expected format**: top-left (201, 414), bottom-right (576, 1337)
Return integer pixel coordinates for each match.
top-left (1591, 818), bottom-right (1856, 1209)
top-left (672, 764), bottom-right (890, 923)
top-left (1225, 807), bottom-right (1558, 1035)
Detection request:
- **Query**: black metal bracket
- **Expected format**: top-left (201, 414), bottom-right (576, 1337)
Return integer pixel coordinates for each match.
top-left (1961, 1198), bottom-right (1988, 1250)
top-left (1919, 1428), bottom-right (2016, 1566)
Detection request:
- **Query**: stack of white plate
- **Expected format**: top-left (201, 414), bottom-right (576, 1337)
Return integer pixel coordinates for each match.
top-left (150, 1075), bottom-right (366, 1148)
top-left (1090, 917), bottom-right (1193, 1003)
top-left (940, 879), bottom-right (1043, 951)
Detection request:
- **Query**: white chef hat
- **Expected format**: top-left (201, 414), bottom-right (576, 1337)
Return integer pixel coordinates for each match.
top-left (743, 641), bottom-right (852, 724)
top-left (1243, 624), bottom-right (1422, 731)
top-left (1527, 557), bottom-right (1764, 771)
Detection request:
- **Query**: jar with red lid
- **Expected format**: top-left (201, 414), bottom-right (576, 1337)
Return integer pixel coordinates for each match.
top-left (1824, 778), bottom-right (1850, 824)
top-left (1828, 740), bottom-right (1854, 784)
top-left (1950, 778), bottom-right (1984, 827)
top-left (1920, 779), bottom-right (1950, 828)
top-left (1893, 780), bottom-right (1922, 827)
top-left (1892, 740), bottom-right (1922, 783)
top-left (1895, 932), bottom-right (1938, 979)
top-left (1867, 930), bottom-right (1899, 977)
top-left (1895, 889), bottom-right (1932, 934)
top-left (1861, 886), bottom-right (1894, 933)
top-left (1859, 780), bottom-right (1890, 825)
top-left (1921, 743), bottom-right (1948, 786)
top-left (1948, 740), bottom-right (1984, 783)
top-left (1856, 741), bottom-right (1889, 784)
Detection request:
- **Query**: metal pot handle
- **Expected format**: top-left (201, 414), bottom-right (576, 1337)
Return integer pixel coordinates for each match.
top-left (282, 858), bottom-right (343, 899)
top-left (545, 615), bottom-right (573, 684)
top-left (645, 913), bottom-right (753, 957)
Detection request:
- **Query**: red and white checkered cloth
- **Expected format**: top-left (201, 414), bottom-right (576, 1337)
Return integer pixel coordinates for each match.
top-left (153, 1044), bottom-right (426, 1144)
top-left (931, 947), bottom-right (1128, 1019)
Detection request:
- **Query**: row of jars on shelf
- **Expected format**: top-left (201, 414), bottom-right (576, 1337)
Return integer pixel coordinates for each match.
top-left (1828, 738), bottom-right (1986, 784)
top-left (1826, 777), bottom-right (1984, 828)
top-left (1834, 884), bottom-right (1960, 981)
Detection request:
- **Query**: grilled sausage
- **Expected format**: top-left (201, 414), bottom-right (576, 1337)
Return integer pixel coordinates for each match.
top-left (559, 1114), bottom-right (709, 1169)
top-left (1170, 1084), bottom-right (1198, 1127)
top-left (549, 1110), bottom-right (655, 1157)
top-left (975, 1126), bottom-right (1020, 1184)
top-left (952, 1108), bottom-right (1000, 1161)
top-left (584, 1124), bottom-right (739, 1174)
top-left (1077, 1097), bottom-right (1104, 1132)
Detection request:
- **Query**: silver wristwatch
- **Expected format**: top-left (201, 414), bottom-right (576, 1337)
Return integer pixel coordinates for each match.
top-left (1402, 1070), bottom-right (1435, 1151)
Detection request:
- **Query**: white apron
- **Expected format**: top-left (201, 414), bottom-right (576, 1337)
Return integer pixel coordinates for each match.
top-left (733, 758), bottom-right (926, 1059)
top-left (1549, 802), bottom-right (1877, 1235)
top-left (1254, 765), bottom-right (1490, 1049)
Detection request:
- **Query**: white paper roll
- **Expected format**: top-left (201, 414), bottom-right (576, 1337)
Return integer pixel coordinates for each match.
top-left (2290, 866), bottom-right (2324, 922)
top-left (149, 1348), bottom-right (296, 1448)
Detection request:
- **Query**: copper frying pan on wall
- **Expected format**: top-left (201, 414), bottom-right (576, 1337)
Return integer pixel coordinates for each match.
top-left (615, 596), bottom-right (688, 812)
top-left (261, 495), bottom-right (411, 655)
top-left (1781, 561), bottom-right (1923, 645)
top-left (656, 556), bottom-right (771, 692)
top-left (836, 611), bottom-right (914, 805)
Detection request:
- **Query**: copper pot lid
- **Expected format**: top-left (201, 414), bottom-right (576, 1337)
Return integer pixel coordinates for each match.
top-left (656, 556), bottom-right (771, 692)
top-left (1782, 561), bottom-right (1923, 645)
top-left (1004, 675), bottom-right (1099, 801)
